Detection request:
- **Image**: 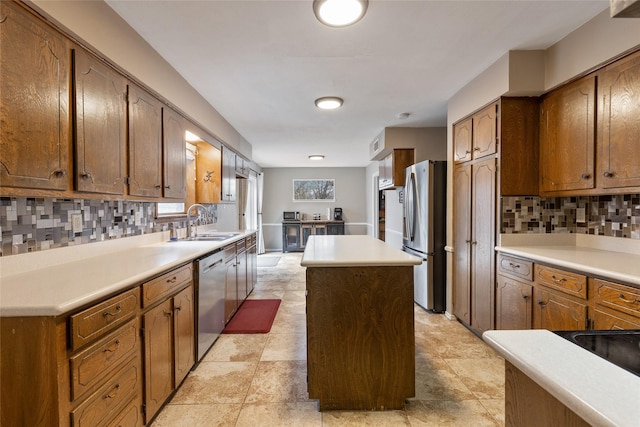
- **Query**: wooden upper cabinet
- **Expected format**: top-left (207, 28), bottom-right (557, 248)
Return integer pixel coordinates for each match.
top-left (0, 1), bottom-right (71, 191)
top-left (162, 107), bottom-right (187, 199)
top-left (128, 84), bottom-right (163, 198)
top-left (221, 146), bottom-right (237, 202)
top-left (597, 49), bottom-right (640, 189)
top-left (195, 141), bottom-right (222, 204)
top-left (453, 118), bottom-right (473, 163)
top-left (378, 149), bottom-right (414, 190)
top-left (472, 104), bottom-right (497, 159)
top-left (74, 47), bottom-right (127, 195)
top-left (540, 76), bottom-right (596, 193)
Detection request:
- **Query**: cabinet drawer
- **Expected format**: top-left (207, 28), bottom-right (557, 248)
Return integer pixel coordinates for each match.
top-left (498, 254), bottom-right (533, 281)
top-left (224, 243), bottom-right (236, 260)
top-left (142, 264), bottom-right (192, 308)
top-left (592, 308), bottom-right (640, 330)
top-left (592, 278), bottom-right (640, 319)
top-left (70, 318), bottom-right (140, 401)
top-left (70, 288), bottom-right (139, 351)
top-left (106, 395), bottom-right (143, 427)
top-left (71, 356), bottom-right (141, 427)
top-left (236, 238), bottom-right (246, 252)
top-left (535, 265), bottom-right (587, 299)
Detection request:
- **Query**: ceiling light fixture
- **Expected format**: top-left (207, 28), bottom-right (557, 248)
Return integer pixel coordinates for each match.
top-left (309, 155), bottom-right (325, 161)
top-left (314, 96), bottom-right (343, 110)
top-left (313, 0), bottom-right (368, 27)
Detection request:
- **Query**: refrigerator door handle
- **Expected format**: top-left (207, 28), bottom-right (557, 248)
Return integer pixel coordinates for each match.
top-left (404, 171), bottom-right (417, 241)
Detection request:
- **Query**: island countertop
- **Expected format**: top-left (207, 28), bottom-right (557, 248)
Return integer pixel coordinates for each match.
top-left (483, 329), bottom-right (640, 427)
top-left (300, 235), bottom-right (421, 267)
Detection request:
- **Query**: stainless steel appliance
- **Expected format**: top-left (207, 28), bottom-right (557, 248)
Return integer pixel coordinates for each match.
top-left (283, 211), bottom-right (300, 220)
top-left (195, 250), bottom-right (227, 361)
top-left (402, 160), bottom-right (446, 312)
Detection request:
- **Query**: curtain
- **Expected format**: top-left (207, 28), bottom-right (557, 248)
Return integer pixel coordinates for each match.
top-left (257, 172), bottom-right (265, 254)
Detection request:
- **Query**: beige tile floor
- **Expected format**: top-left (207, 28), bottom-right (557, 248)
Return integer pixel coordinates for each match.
top-left (152, 252), bottom-right (505, 426)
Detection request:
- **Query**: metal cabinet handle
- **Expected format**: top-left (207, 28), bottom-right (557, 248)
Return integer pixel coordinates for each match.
top-left (103, 305), bottom-right (122, 318)
top-left (164, 310), bottom-right (173, 317)
top-left (175, 306), bottom-right (182, 312)
top-left (80, 172), bottom-right (94, 182)
top-left (473, 147), bottom-right (480, 151)
top-left (103, 384), bottom-right (120, 400)
top-left (618, 293), bottom-right (640, 304)
top-left (165, 185), bottom-right (171, 189)
top-left (551, 275), bottom-right (567, 283)
top-left (522, 295), bottom-right (529, 300)
top-left (509, 262), bottom-right (520, 269)
top-left (580, 173), bottom-right (591, 179)
top-left (603, 171), bottom-right (614, 178)
top-left (102, 340), bottom-right (121, 353)
top-left (50, 168), bottom-right (67, 178)
top-left (155, 184), bottom-right (162, 189)
top-left (538, 300), bottom-right (547, 307)
top-left (166, 276), bottom-right (177, 284)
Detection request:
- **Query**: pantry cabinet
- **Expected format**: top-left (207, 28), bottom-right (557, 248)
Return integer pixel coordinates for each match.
top-left (0, 0), bottom-right (71, 192)
top-left (452, 98), bottom-right (538, 335)
top-left (74, 47), bottom-right (128, 195)
top-left (162, 107), bottom-right (187, 200)
top-left (128, 84), bottom-right (163, 198)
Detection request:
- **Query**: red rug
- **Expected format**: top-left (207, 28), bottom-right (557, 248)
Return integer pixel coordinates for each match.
top-left (222, 299), bottom-right (281, 334)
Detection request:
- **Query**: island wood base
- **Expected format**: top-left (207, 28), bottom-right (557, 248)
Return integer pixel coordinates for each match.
top-left (505, 361), bottom-right (590, 427)
top-left (305, 265), bottom-right (415, 411)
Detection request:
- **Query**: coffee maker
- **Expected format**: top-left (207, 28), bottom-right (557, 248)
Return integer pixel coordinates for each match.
top-left (333, 207), bottom-right (343, 221)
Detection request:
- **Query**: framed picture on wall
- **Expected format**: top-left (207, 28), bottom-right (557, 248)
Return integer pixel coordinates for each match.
top-left (293, 179), bottom-right (335, 201)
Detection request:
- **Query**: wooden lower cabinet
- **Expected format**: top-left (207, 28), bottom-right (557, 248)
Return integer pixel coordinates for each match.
top-left (534, 287), bottom-right (588, 330)
top-left (496, 275), bottom-right (532, 330)
top-left (143, 283), bottom-right (195, 423)
top-left (592, 308), bottom-right (640, 330)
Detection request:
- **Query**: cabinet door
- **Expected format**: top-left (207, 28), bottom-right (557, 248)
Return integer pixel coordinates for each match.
top-left (143, 299), bottom-right (173, 420)
top-left (452, 164), bottom-right (471, 324)
top-left (378, 153), bottom-right (392, 189)
top-left (453, 118), bottom-right (472, 163)
top-left (282, 223), bottom-right (301, 252)
top-left (0, 1), bottom-right (71, 191)
top-left (470, 158), bottom-right (496, 333)
top-left (236, 250), bottom-right (248, 300)
top-left (472, 104), bottom-right (497, 159)
top-left (598, 50), bottom-right (640, 189)
top-left (195, 142), bottom-right (222, 204)
top-left (173, 285), bottom-right (195, 387)
top-left (74, 47), bottom-right (127, 194)
top-left (534, 288), bottom-right (587, 331)
top-left (496, 275), bottom-right (532, 330)
top-left (221, 147), bottom-right (237, 202)
top-left (301, 224), bottom-right (313, 247)
top-left (540, 76), bottom-right (596, 193)
top-left (162, 107), bottom-right (187, 199)
top-left (128, 84), bottom-right (163, 198)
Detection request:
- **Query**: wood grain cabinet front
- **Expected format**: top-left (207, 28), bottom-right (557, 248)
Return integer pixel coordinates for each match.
top-left (162, 107), bottom-right (187, 200)
top-left (496, 255), bottom-right (534, 330)
top-left (0, 0), bottom-right (72, 192)
top-left (142, 264), bottom-right (193, 308)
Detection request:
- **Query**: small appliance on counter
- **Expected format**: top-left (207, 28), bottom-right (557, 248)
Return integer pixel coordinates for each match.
top-left (283, 211), bottom-right (300, 220)
top-left (334, 207), bottom-right (343, 220)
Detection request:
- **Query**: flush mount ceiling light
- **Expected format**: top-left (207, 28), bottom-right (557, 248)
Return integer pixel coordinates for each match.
top-left (313, 0), bottom-right (368, 27)
top-left (309, 155), bottom-right (325, 161)
top-left (314, 96), bottom-right (343, 110)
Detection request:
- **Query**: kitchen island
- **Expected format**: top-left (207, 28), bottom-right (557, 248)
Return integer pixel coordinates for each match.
top-left (300, 235), bottom-right (421, 411)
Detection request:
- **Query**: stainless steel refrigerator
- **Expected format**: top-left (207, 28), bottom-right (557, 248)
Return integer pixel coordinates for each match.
top-left (402, 160), bottom-right (447, 312)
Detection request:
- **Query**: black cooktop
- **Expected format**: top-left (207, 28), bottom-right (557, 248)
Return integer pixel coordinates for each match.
top-left (555, 330), bottom-right (640, 377)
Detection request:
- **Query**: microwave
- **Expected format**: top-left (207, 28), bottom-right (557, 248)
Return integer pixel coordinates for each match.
top-left (283, 211), bottom-right (300, 220)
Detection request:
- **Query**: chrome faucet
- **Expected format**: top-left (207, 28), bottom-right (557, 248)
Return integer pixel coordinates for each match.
top-left (186, 204), bottom-right (209, 238)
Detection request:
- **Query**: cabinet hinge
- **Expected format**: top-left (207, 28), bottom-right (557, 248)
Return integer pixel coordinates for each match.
top-left (125, 176), bottom-right (130, 185)
top-left (140, 327), bottom-right (144, 337)
top-left (141, 403), bottom-right (146, 418)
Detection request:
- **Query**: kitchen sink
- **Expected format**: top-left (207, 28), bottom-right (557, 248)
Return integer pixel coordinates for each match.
top-left (178, 232), bottom-right (242, 242)
top-left (555, 330), bottom-right (640, 377)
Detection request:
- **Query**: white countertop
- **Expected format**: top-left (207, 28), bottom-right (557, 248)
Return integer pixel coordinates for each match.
top-left (0, 229), bottom-right (254, 317)
top-left (483, 329), bottom-right (640, 427)
top-left (497, 234), bottom-right (640, 286)
top-left (300, 235), bottom-right (421, 267)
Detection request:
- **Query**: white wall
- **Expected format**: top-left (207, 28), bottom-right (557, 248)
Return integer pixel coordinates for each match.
top-left (261, 167), bottom-right (367, 251)
top-left (444, 9), bottom-right (640, 318)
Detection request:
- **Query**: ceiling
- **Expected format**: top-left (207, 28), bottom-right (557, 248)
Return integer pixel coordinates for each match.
top-left (105, 0), bottom-right (609, 168)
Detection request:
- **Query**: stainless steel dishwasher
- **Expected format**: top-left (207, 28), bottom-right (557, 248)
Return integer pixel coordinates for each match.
top-left (195, 250), bottom-right (226, 361)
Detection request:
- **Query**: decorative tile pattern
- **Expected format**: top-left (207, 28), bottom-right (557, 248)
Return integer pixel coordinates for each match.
top-left (0, 197), bottom-right (217, 256)
top-left (501, 194), bottom-right (640, 239)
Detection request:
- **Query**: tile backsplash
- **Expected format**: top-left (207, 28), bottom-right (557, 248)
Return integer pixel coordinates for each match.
top-left (0, 197), bottom-right (217, 256)
top-left (502, 194), bottom-right (640, 239)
